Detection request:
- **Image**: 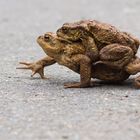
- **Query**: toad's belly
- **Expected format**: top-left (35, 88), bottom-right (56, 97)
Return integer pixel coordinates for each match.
top-left (57, 55), bottom-right (80, 72)
top-left (92, 62), bottom-right (130, 82)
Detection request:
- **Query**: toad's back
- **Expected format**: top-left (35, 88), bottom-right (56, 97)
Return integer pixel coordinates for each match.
top-left (88, 20), bottom-right (140, 53)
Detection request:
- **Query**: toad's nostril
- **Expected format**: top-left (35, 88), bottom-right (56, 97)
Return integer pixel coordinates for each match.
top-left (56, 29), bottom-right (61, 34)
top-left (38, 36), bottom-right (42, 39)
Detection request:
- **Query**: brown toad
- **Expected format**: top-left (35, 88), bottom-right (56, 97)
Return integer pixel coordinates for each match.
top-left (17, 32), bottom-right (140, 88)
top-left (57, 20), bottom-right (140, 69)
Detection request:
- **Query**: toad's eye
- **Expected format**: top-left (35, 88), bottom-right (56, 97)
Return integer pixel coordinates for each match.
top-left (44, 35), bottom-right (50, 41)
top-left (62, 28), bottom-right (68, 33)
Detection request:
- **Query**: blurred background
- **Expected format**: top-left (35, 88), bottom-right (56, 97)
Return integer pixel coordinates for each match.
top-left (1, 0), bottom-right (140, 60)
top-left (0, 0), bottom-right (140, 140)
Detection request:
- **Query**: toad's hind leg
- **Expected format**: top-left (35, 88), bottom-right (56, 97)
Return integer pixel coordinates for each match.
top-left (125, 57), bottom-right (140, 88)
top-left (99, 44), bottom-right (134, 69)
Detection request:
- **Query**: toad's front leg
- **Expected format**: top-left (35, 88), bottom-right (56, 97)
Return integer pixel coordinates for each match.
top-left (64, 54), bottom-right (92, 88)
top-left (17, 56), bottom-right (56, 79)
top-left (82, 36), bottom-right (99, 62)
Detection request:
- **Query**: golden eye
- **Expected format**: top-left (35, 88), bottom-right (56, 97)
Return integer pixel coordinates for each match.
top-left (62, 28), bottom-right (68, 33)
top-left (44, 35), bottom-right (50, 41)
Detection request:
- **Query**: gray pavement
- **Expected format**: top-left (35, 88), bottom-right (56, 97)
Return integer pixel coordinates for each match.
top-left (0, 0), bottom-right (140, 140)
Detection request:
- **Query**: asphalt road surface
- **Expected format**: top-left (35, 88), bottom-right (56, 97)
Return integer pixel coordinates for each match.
top-left (0, 0), bottom-right (140, 140)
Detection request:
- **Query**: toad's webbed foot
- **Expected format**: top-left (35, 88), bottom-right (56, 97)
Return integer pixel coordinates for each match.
top-left (17, 56), bottom-right (56, 79)
top-left (17, 61), bottom-right (46, 79)
top-left (64, 82), bottom-right (92, 88)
